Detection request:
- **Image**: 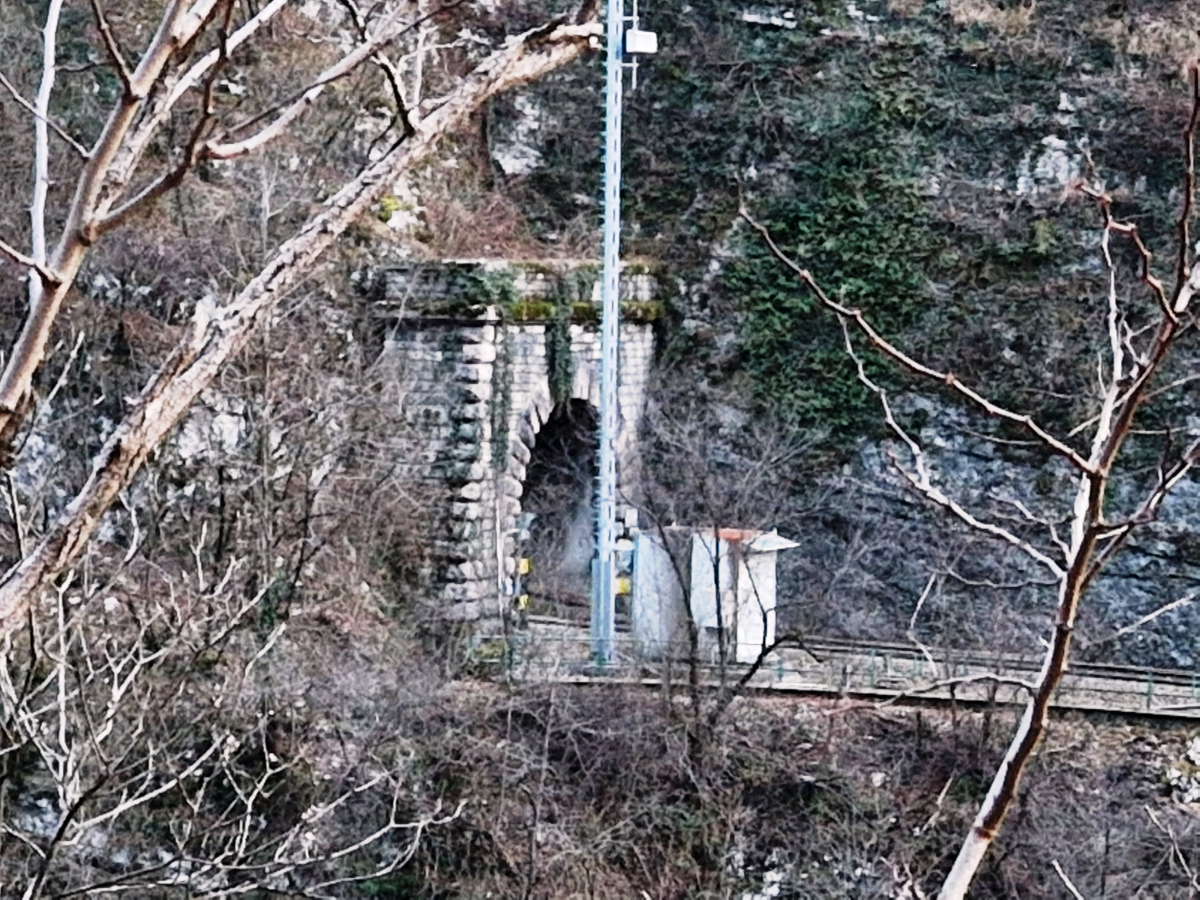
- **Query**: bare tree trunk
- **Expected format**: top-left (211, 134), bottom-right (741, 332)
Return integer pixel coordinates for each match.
top-left (937, 485), bottom-right (1099, 899)
top-left (0, 0), bottom-right (225, 453)
top-left (0, 19), bottom-right (600, 640)
top-left (744, 65), bottom-right (1200, 898)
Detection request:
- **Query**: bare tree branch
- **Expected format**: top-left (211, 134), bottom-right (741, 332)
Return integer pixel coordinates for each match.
top-left (87, 0), bottom-right (134, 94)
top-left (0, 0), bottom-right (226, 456)
top-left (1174, 68), bottom-right (1200, 300)
top-left (835, 316), bottom-right (1066, 578)
top-left (1083, 591), bottom-right (1198, 652)
top-left (876, 673), bottom-right (1037, 709)
top-left (339, 0), bottom-right (422, 139)
top-left (744, 65), bottom-right (1200, 900)
top-left (29, 0), bottom-right (66, 316)
top-left (0, 18), bottom-right (601, 638)
top-left (0, 238), bottom-right (63, 287)
top-left (109, 0), bottom-right (291, 192)
top-left (203, 8), bottom-right (411, 161)
top-left (0, 69), bottom-right (88, 158)
top-left (907, 572), bottom-right (941, 678)
top-left (94, 7), bottom-right (233, 236)
top-left (936, 66), bottom-right (1200, 900)
top-left (1052, 860), bottom-right (1087, 900)
top-left (739, 207), bottom-right (1098, 476)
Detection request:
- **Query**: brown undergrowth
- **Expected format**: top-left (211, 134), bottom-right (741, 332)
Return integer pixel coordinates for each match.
top-left (400, 684), bottom-right (1200, 899)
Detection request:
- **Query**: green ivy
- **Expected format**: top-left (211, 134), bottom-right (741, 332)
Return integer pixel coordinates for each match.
top-left (491, 331), bottom-right (513, 470)
top-left (547, 303), bottom-right (575, 405)
top-left (728, 129), bottom-right (936, 439)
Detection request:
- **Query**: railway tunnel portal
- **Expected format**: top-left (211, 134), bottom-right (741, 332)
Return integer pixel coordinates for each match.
top-left (373, 261), bottom-right (659, 624)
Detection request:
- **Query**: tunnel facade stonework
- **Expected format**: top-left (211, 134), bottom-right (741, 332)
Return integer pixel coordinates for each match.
top-left (374, 261), bottom-right (657, 622)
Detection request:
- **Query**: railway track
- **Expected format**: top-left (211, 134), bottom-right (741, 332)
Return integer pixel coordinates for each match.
top-left (498, 618), bottom-right (1200, 720)
top-left (801, 635), bottom-right (1200, 687)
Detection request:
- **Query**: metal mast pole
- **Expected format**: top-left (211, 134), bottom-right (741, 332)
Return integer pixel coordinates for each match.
top-left (592, 0), bottom-right (624, 665)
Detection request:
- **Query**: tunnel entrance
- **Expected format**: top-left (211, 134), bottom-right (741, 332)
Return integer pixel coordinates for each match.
top-left (520, 400), bottom-right (598, 619)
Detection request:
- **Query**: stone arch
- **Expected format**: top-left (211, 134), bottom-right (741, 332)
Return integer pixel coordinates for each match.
top-left (373, 262), bottom-right (658, 625)
top-left (509, 399), bottom-right (599, 616)
top-left (487, 319), bottom-right (655, 618)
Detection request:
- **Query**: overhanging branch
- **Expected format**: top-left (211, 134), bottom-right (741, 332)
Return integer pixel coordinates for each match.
top-left (740, 207), bottom-right (1097, 476)
top-left (0, 18), bottom-right (601, 640)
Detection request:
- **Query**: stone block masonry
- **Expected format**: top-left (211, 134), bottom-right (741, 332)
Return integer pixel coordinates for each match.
top-left (374, 261), bottom-right (658, 625)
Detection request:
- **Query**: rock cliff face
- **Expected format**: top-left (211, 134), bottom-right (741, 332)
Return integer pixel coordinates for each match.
top-left (777, 400), bottom-right (1200, 669)
top-left (484, 0), bottom-right (1200, 666)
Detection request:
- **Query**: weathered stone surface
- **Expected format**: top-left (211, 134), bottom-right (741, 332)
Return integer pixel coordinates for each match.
top-left (443, 598), bottom-right (482, 618)
top-left (451, 403), bottom-right (488, 422)
top-left (462, 342), bottom-right (498, 364)
top-left (454, 422), bottom-right (480, 442)
top-left (449, 443), bottom-right (482, 463)
top-left (446, 462), bottom-right (486, 483)
top-left (458, 325), bottom-right (496, 344)
top-left (516, 417), bottom-right (537, 447)
top-left (511, 439), bottom-right (531, 465)
top-left (456, 363), bottom-right (492, 383)
top-left (451, 501), bottom-right (485, 521)
top-left (431, 540), bottom-right (470, 563)
top-left (377, 262), bottom-right (656, 621)
top-left (446, 580), bottom-right (490, 602)
top-left (458, 482), bottom-right (484, 501)
top-left (450, 520), bottom-right (478, 542)
top-left (443, 562), bottom-right (472, 583)
top-left (461, 383), bottom-right (493, 403)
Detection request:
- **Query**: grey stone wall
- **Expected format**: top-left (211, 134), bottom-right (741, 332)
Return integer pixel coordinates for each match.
top-left (374, 262), bottom-right (657, 624)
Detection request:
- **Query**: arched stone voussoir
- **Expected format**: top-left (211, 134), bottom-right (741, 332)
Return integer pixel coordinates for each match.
top-left (374, 259), bottom-right (657, 626)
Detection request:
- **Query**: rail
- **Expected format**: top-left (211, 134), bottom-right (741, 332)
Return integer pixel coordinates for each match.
top-left (476, 617), bottom-right (1200, 720)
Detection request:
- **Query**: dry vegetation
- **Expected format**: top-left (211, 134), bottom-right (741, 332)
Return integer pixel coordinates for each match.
top-left (382, 683), bottom-right (1200, 899)
top-left (946, 0), bottom-right (1035, 37)
top-left (1, 0), bottom-right (1200, 895)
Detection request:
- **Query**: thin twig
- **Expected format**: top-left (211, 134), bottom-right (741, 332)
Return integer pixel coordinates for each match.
top-left (943, 568), bottom-right (1058, 590)
top-left (1077, 188), bottom-right (1175, 323)
top-left (907, 573), bottom-right (940, 679)
top-left (205, 5), bottom-right (431, 160)
top-left (1174, 66), bottom-right (1200, 301)
top-left (1145, 805), bottom-right (1200, 892)
top-left (1067, 373), bottom-right (1200, 439)
top-left (1052, 860), bottom-right (1087, 900)
top-left (836, 316), bottom-right (1066, 578)
top-left (30, 0), bottom-right (66, 315)
top-left (86, 0), bottom-right (133, 94)
top-left (876, 673), bottom-right (1036, 709)
top-left (916, 775), bottom-right (955, 836)
top-left (0, 70), bottom-right (88, 158)
top-left (95, 8), bottom-right (231, 236)
top-left (1085, 591), bottom-right (1198, 651)
top-left (1081, 430), bottom-right (1200, 590)
top-left (338, 0), bottom-right (418, 138)
top-left (105, 0), bottom-right (290, 197)
top-left (0, 238), bottom-right (63, 286)
top-left (4, 475), bottom-right (25, 559)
